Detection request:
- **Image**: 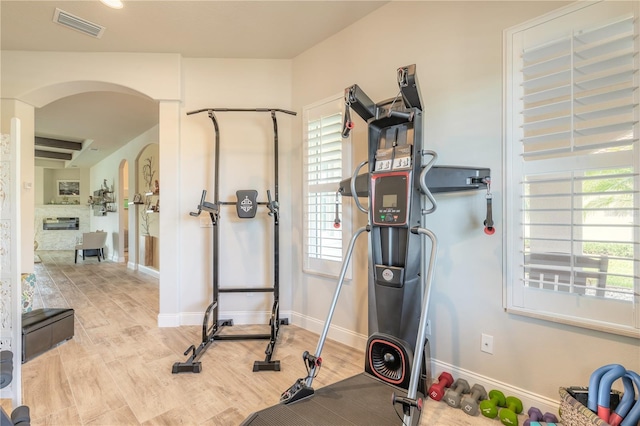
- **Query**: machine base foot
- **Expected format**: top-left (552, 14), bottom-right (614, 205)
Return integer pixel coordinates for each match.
top-left (253, 360), bottom-right (281, 372)
top-left (280, 378), bottom-right (315, 404)
top-left (172, 362), bottom-right (202, 374)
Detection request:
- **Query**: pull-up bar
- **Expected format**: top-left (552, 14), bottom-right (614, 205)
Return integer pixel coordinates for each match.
top-left (186, 108), bottom-right (296, 116)
top-left (173, 106), bottom-right (296, 375)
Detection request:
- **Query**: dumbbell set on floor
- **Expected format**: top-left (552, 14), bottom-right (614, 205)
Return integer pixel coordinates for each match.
top-left (428, 372), bottom-right (562, 425)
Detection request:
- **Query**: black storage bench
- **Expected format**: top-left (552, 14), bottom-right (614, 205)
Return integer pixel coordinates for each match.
top-left (22, 308), bottom-right (74, 363)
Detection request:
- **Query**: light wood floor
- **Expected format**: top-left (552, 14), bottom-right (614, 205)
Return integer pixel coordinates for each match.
top-left (20, 251), bottom-right (511, 425)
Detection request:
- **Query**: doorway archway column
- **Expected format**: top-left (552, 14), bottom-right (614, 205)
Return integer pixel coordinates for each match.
top-left (1, 99), bottom-right (35, 274)
top-left (158, 100), bottom-right (181, 326)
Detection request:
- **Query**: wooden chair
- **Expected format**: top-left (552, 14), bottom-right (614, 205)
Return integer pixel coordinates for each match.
top-left (74, 232), bottom-right (107, 263)
top-left (526, 252), bottom-right (609, 296)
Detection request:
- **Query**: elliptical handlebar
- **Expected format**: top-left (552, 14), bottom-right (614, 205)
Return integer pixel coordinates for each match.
top-left (280, 226), bottom-right (370, 405)
top-left (351, 161), bottom-right (369, 214)
top-left (419, 151), bottom-right (438, 214)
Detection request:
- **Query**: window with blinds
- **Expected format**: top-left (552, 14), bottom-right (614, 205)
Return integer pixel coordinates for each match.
top-left (504, 1), bottom-right (639, 336)
top-left (303, 95), bottom-right (351, 277)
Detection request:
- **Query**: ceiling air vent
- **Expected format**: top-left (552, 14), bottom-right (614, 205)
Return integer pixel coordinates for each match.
top-left (53, 8), bottom-right (105, 38)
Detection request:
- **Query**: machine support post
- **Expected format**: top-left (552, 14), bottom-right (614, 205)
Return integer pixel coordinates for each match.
top-left (209, 111), bottom-right (221, 341)
top-left (404, 227), bottom-right (438, 425)
top-left (279, 226), bottom-right (369, 404)
top-left (306, 226), bottom-right (369, 387)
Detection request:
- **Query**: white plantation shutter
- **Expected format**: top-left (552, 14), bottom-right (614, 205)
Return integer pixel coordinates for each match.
top-left (505, 1), bottom-right (639, 336)
top-left (303, 95), bottom-right (352, 277)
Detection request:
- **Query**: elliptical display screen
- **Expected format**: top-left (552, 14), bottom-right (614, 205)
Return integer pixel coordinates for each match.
top-left (382, 194), bottom-right (398, 208)
top-left (371, 172), bottom-right (410, 226)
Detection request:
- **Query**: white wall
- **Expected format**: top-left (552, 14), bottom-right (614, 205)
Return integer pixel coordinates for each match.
top-left (177, 58), bottom-right (293, 325)
top-left (2, 52), bottom-right (181, 108)
top-left (291, 0), bottom-right (639, 405)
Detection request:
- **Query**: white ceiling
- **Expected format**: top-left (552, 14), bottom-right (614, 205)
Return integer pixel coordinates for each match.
top-left (1, 0), bottom-right (388, 168)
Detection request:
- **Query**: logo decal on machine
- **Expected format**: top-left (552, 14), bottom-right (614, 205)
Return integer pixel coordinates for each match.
top-left (240, 196), bottom-right (253, 213)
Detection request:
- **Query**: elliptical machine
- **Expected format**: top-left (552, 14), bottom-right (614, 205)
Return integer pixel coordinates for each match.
top-left (242, 65), bottom-right (491, 426)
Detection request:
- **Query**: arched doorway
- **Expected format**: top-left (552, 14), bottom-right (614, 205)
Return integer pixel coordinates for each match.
top-left (5, 76), bottom-right (182, 329)
top-left (34, 90), bottom-right (158, 263)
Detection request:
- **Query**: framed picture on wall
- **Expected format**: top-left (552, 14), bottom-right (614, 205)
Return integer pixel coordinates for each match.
top-left (57, 180), bottom-right (80, 196)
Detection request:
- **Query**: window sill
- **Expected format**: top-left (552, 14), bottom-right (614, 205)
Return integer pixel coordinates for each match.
top-left (302, 267), bottom-right (352, 282)
top-left (506, 307), bottom-right (640, 339)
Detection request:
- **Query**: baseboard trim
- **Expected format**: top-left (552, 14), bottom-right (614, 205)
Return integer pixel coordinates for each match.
top-left (157, 313), bottom-right (180, 327)
top-left (138, 265), bottom-right (159, 278)
top-left (126, 262), bottom-right (159, 279)
top-left (289, 312), bottom-right (368, 350)
top-left (430, 359), bottom-right (560, 416)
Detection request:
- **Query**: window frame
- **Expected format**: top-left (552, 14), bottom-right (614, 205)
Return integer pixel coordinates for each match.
top-left (302, 93), bottom-right (352, 279)
top-left (503, 0), bottom-right (639, 338)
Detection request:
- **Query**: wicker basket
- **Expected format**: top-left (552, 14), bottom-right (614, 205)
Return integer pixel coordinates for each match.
top-left (559, 387), bottom-right (613, 426)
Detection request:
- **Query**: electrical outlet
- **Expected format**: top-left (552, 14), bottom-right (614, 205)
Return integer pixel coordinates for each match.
top-left (481, 333), bottom-right (494, 354)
